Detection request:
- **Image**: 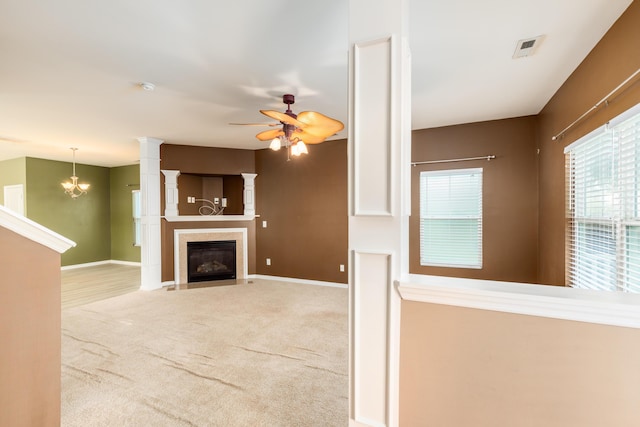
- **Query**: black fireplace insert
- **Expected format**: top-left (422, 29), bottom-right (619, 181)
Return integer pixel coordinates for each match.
top-left (187, 240), bottom-right (236, 282)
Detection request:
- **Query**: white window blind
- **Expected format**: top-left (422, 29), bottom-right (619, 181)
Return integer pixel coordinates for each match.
top-left (419, 168), bottom-right (482, 268)
top-left (566, 103), bottom-right (640, 292)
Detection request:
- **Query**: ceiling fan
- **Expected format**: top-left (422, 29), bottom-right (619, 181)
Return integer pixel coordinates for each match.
top-left (232, 94), bottom-right (344, 157)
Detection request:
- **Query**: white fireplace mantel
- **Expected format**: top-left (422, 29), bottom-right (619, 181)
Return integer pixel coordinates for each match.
top-left (174, 228), bottom-right (248, 285)
top-left (163, 214), bottom-right (256, 222)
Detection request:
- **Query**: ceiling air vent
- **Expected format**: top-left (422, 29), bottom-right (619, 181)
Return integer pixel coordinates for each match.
top-left (513, 35), bottom-right (544, 59)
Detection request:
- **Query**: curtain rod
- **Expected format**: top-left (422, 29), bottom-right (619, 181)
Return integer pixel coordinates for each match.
top-left (552, 67), bottom-right (640, 141)
top-left (411, 155), bottom-right (495, 166)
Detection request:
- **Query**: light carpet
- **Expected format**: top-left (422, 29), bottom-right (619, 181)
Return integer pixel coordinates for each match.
top-left (61, 279), bottom-right (348, 426)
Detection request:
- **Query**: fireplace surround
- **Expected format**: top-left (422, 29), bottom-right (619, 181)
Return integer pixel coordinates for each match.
top-left (174, 228), bottom-right (248, 285)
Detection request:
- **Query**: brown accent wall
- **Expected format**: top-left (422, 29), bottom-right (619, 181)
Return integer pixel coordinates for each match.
top-left (175, 173), bottom-right (205, 216)
top-left (411, 117), bottom-right (539, 283)
top-left (159, 144), bottom-right (257, 283)
top-left (0, 227), bottom-right (61, 426)
top-left (255, 140), bottom-right (349, 283)
top-left (400, 301), bottom-right (640, 426)
top-left (222, 175), bottom-right (244, 215)
top-left (160, 144), bottom-right (255, 174)
top-left (537, 1), bottom-right (640, 285)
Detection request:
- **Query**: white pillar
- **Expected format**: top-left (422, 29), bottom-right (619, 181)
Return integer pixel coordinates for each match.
top-left (241, 173), bottom-right (257, 216)
top-left (161, 170), bottom-right (180, 217)
top-left (348, 1), bottom-right (411, 426)
top-left (138, 137), bottom-right (164, 291)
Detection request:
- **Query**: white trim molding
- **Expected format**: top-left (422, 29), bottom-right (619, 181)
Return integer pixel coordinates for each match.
top-left (138, 136), bottom-right (164, 291)
top-left (164, 215), bottom-right (255, 222)
top-left (61, 260), bottom-right (141, 271)
top-left (352, 37), bottom-right (393, 217)
top-left (160, 170), bottom-right (180, 217)
top-left (397, 274), bottom-right (640, 329)
top-left (351, 251), bottom-right (393, 427)
top-left (174, 228), bottom-right (248, 285)
top-left (0, 204), bottom-right (75, 254)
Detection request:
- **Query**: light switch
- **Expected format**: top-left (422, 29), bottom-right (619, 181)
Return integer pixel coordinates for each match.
top-left (266, 258), bottom-right (271, 266)
top-left (262, 220), bottom-right (267, 228)
top-left (340, 264), bottom-right (345, 272)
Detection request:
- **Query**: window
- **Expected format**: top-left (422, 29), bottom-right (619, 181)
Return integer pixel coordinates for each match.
top-left (132, 190), bottom-right (141, 247)
top-left (565, 103), bottom-right (640, 292)
top-left (419, 168), bottom-right (483, 268)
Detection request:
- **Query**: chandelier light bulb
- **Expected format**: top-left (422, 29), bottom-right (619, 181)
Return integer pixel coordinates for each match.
top-left (269, 137), bottom-right (281, 151)
top-left (297, 141), bottom-right (308, 155)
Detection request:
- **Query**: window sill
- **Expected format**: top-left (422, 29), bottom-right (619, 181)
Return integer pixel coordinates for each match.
top-left (397, 274), bottom-right (640, 329)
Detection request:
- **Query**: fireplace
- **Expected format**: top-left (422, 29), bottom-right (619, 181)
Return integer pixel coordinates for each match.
top-left (187, 240), bottom-right (236, 282)
top-left (174, 228), bottom-right (247, 285)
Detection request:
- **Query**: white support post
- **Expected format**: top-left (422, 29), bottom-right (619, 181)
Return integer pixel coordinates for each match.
top-left (241, 173), bottom-right (257, 216)
top-left (138, 137), bottom-right (164, 291)
top-left (161, 170), bottom-right (180, 217)
top-left (348, 1), bottom-right (411, 426)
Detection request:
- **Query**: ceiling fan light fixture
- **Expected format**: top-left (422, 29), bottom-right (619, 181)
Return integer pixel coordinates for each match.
top-left (269, 137), bottom-right (282, 151)
top-left (290, 141), bottom-right (308, 157)
top-left (297, 141), bottom-right (308, 154)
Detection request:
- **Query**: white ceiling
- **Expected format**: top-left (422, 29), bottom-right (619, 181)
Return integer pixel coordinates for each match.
top-left (0, 0), bottom-right (633, 167)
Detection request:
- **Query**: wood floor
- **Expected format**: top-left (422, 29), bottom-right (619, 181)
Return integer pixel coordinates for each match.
top-left (61, 263), bottom-right (141, 310)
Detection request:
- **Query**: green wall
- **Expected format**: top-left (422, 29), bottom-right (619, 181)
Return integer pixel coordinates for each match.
top-left (2, 157), bottom-right (140, 266)
top-left (110, 165), bottom-right (140, 262)
top-left (0, 158), bottom-right (27, 210)
top-left (26, 157), bottom-right (111, 266)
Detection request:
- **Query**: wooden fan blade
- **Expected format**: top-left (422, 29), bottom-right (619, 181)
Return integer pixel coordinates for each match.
top-left (291, 128), bottom-right (328, 144)
top-left (296, 111), bottom-right (344, 134)
top-left (260, 110), bottom-right (305, 128)
top-left (229, 122), bottom-right (279, 127)
top-left (290, 111), bottom-right (345, 144)
top-left (256, 128), bottom-right (284, 141)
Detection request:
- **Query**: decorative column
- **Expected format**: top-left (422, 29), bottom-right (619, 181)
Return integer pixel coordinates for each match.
top-left (348, 0), bottom-right (411, 426)
top-left (138, 137), bottom-right (164, 291)
top-left (161, 170), bottom-right (180, 217)
top-left (241, 173), bottom-right (257, 216)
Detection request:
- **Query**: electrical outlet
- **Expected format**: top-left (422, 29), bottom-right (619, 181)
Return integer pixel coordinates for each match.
top-left (214, 197), bottom-right (220, 204)
top-left (266, 258), bottom-right (271, 266)
top-left (340, 264), bottom-right (345, 272)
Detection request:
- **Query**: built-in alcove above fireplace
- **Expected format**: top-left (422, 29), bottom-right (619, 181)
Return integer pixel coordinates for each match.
top-left (162, 171), bottom-right (257, 222)
top-left (174, 228), bottom-right (248, 285)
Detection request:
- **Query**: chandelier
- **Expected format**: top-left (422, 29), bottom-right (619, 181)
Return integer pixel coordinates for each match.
top-left (61, 148), bottom-right (90, 198)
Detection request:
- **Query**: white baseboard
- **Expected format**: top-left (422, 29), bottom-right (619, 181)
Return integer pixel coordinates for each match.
top-left (111, 260), bottom-right (142, 267)
top-left (61, 260), bottom-right (141, 271)
top-left (250, 274), bottom-right (348, 289)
